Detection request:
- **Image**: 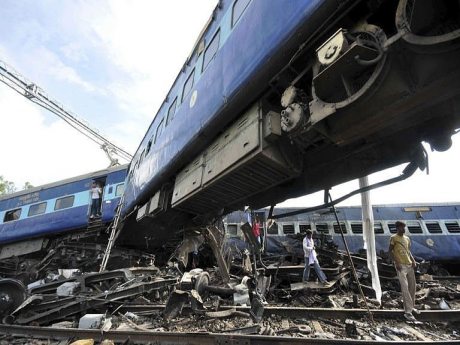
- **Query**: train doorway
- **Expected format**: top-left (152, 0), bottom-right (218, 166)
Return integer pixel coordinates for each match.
top-left (88, 176), bottom-right (107, 220)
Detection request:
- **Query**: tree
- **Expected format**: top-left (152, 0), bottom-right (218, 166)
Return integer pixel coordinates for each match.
top-left (23, 181), bottom-right (34, 190)
top-left (0, 176), bottom-right (16, 195)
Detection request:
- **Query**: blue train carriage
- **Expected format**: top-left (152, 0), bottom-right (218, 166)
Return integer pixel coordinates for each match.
top-left (224, 204), bottom-right (460, 262)
top-left (0, 165), bottom-right (127, 260)
top-left (118, 0), bottom-right (460, 248)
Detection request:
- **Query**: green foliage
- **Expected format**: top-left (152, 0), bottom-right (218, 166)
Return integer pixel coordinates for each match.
top-left (23, 181), bottom-right (34, 190)
top-left (0, 176), bottom-right (16, 195)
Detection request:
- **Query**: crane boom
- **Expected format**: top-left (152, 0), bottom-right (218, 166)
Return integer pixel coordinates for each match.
top-left (0, 59), bottom-right (132, 165)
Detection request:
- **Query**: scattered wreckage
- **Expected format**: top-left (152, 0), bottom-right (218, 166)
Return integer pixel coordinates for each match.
top-left (0, 224), bottom-right (459, 344)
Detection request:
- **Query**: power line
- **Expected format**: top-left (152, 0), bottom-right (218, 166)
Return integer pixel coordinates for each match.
top-left (0, 59), bottom-right (132, 165)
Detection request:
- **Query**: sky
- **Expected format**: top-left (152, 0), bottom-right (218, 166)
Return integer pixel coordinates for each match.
top-left (0, 0), bottom-right (458, 207)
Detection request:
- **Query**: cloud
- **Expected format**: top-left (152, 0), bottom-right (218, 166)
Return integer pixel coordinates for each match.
top-left (0, 86), bottom-right (109, 188)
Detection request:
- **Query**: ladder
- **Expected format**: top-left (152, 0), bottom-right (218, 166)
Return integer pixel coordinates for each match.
top-left (99, 194), bottom-right (125, 272)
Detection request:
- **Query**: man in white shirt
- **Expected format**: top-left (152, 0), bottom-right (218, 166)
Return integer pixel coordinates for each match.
top-left (303, 230), bottom-right (328, 284)
top-left (90, 182), bottom-right (102, 219)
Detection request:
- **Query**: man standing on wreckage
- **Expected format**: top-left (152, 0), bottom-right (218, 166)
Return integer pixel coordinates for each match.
top-left (389, 221), bottom-right (420, 321)
top-left (302, 230), bottom-right (328, 285)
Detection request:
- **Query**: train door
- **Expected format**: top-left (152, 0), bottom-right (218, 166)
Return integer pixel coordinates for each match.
top-left (88, 176), bottom-right (107, 220)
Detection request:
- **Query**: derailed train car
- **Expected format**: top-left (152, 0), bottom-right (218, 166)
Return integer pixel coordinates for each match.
top-left (224, 204), bottom-right (460, 262)
top-left (118, 0), bottom-right (460, 249)
top-left (0, 165), bottom-right (127, 273)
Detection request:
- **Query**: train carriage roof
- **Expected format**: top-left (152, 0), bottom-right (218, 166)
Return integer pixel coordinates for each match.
top-left (0, 164), bottom-right (128, 202)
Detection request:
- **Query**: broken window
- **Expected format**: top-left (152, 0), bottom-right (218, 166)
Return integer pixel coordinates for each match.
top-left (166, 97), bottom-right (177, 126)
top-left (28, 202), bottom-right (47, 217)
top-left (182, 69), bottom-right (195, 102)
top-left (232, 0), bottom-right (251, 27)
top-left (115, 183), bottom-right (125, 197)
top-left (226, 224), bottom-right (238, 236)
top-left (202, 30), bottom-right (220, 72)
top-left (374, 222), bottom-right (384, 234)
top-left (425, 222), bottom-right (442, 233)
top-left (445, 221), bottom-right (460, 233)
top-left (315, 223), bottom-right (329, 234)
top-left (282, 224), bottom-right (295, 234)
top-left (55, 195), bottom-right (74, 211)
top-left (3, 208), bottom-right (21, 222)
top-left (333, 222), bottom-right (347, 234)
top-left (267, 221), bottom-right (279, 235)
top-left (350, 223), bottom-right (363, 234)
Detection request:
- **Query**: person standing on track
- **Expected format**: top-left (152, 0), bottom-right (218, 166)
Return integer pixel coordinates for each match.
top-left (303, 230), bottom-right (328, 284)
top-left (389, 221), bottom-right (419, 321)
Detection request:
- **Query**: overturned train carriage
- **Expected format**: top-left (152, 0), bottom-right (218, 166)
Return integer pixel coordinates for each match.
top-left (118, 0), bottom-right (460, 249)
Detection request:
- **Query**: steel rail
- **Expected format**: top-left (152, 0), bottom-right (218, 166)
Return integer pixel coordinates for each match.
top-left (114, 305), bottom-right (460, 322)
top-left (1, 324), bottom-right (459, 345)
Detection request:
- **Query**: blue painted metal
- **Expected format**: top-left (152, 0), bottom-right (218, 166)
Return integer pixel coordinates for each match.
top-left (0, 166), bottom-right (127, 245)
top-left (122, 0), bottom-right (328, 213)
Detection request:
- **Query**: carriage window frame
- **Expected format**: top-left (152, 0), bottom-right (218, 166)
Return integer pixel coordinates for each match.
top-left (315, 223), bottom-right (329, 234)
top-left (232, 0), bottom-right (251, 27)
top-left (282, 224), bottom-right (295, 234)
top-left (3, 208), bottom-right (22, 222)
top-left (115, 183), bottom-right (125, 197)
top-left (182, 69), bottom-right (195, 102)
top-left (227, 224), bottom-right (238, 236)
top-left (54, 195), bottom-right (75, 211)
top-left (154, 118), bottom-right (165, 144)
top-left (374, 222), bottom-right (384, 234)
top-left (28, 202), bottom-right (47, 217)
top-left (202, 29), bottom-right (221, 72)
top-left (166, 97), bottom-right (177, 126)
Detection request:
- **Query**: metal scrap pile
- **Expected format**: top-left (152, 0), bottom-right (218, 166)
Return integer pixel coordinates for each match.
top-left (1, 226), bottom-right (460, 344)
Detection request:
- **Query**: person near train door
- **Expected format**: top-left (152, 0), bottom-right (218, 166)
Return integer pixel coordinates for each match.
top-left (89, 182), bottom-right (102, 219)
top-left (252, 216), bottom-right (261, 243)
top-left (303, 230), bottom-right (328, 284)
top-left (389, 221), bottom-right (419, 321)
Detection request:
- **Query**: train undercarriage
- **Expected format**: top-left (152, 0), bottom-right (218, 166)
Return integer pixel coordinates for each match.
top-left (163, 0), bottom-right (460, 218)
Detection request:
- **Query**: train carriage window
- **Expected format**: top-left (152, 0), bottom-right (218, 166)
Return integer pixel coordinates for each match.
top-left (28, 202), bottom-right (47, 217)
top-left (115, 183), bottom-right (125, 197)
top-left (154, 118), bottom-right (165, 144)
top-left (202, 30), bottom-right (220, 72)
top-left (299, 224), bottom-right (311, 234)
top-left (227, 224), bottom-right (238, 236)
top-left (166, 97), bottom-right (177, 126)
top-left (407, 222), bottom-right (423, 234)
top-left (182, 69), bottom-right (195, 102)
top-left (282, 224), bottom-right (295, 234)
top-left (146, 138), bottom-right (153, 154)
top-left (54, 195), bottom-right (74, 211)
top-left (232, 0), bottom-right (251, 27)
top-left (445, 221), bottom-right (460, 233)
top-left (267, 221), bottom-right (279, 235)
top-left (315, 223), bottom-right (329, 234)
top-left (425, 222), bottom-right (442, 233)
top-left (333, 222), bottom-right (347, 234)
top-left (374, 222), bottom-right (384, 234)
top-left (388, 222), bottom-right (397, 234)
top-left (351, 223), bottom-right (363, 234)
top-left (3, 208), bottom-right (22, 222)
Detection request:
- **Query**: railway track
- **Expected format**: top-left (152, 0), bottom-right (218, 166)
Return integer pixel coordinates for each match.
top-left (1, 307), bottom-right (459, 344)
top-left (1, 324), bottom-right (460, 345)
top-left (115, 305), bottom-right (460, 322)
